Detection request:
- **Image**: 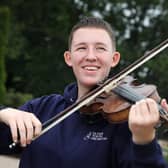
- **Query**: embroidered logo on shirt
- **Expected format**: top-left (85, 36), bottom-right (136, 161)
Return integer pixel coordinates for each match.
top-left (83, 131), bottom-right (108, 141)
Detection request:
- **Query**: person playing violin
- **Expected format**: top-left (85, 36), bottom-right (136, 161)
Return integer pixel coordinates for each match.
top-left (0, 16), bottom-right (168, 168)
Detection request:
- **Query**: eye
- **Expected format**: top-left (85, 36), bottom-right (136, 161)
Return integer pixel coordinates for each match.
top-left (76, 47), bottom-right (87, 51)
top-left (96, 47), bottom-right (106, 52)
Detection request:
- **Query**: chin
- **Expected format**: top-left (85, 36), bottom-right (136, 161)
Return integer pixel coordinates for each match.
top-left (82, 80), bottom-right (100, 88)
top-left (78, 76), bottom-right (106, 88)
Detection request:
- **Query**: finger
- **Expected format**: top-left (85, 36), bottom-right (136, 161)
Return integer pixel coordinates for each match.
top-left (161, 99), bottom-right (168, 111)
top-left (31, 116), bottom-right (42, 137)
top-left (24, 118), bottom-right (34, 144)
top-left (16, 119), bottom-right (27, 147)
top-left (9, 120), bottom-right (18, 143)
top-left (146, 98), bottom-right (159, 121)
top-left (135, 100), bottom-right (148, 122)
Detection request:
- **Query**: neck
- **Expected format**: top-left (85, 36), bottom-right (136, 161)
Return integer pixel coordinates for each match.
top-left (77, 84), bottom-right (94, 100)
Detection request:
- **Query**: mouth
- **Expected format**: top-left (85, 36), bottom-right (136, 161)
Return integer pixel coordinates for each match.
top-left (82, 65), bottom-right (100, 71)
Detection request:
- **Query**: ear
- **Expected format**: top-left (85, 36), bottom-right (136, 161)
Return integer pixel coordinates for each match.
top-left (64, 51), bottom-right (72, 67)
top-left (111, 52), bottom-right (120, 68)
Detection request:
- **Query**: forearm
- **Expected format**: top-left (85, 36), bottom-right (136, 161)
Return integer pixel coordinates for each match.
top-left (132, 139), bottom-right (168, 168)
top-left (114, 122), bottom-right (168, 168)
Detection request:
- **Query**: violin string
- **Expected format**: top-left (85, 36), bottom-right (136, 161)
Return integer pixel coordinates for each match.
top-left (118, 86), bottom-right (168, 120)
top-left (163, 111), bottom-right (168, 121)
top-left (114, 85), bottom-right (168, 121)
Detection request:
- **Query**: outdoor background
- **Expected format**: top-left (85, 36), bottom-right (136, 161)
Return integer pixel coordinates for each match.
top-left (0, 0), bottom-right (168, 157)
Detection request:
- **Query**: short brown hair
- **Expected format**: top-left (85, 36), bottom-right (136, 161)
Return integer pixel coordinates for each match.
top-left (68, 16), bottom-right (116, 51)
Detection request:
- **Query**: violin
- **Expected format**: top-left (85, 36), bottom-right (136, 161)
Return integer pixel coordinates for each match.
top-left (9, 38), bottom-right (168, 149)
top-left (80, 75), bottom-right (168, 123)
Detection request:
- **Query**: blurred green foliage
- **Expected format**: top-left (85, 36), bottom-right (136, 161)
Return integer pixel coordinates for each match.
top-left (0, 7), bottom-right (10, 104)
top-left (0, 0), bottom-right (167, 105)
top-left (4, 89), bottom-right (33, 107)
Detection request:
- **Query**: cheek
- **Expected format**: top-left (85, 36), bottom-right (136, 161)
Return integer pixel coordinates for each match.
top-left (101, 57), bottom-right (113, 74)
top-left (101, 56), bottom-right (113, 68)
top-left (71, 53), bottom-right (84, 64)
top-left (71, 57), bottom-right (83, 74)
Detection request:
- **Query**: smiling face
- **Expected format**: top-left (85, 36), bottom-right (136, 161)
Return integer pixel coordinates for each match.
top-left (64, 27), bottom-right (120, 97)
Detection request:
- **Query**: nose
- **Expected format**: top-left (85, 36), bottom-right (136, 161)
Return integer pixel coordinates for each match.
top-left (85, 47), bottom-right (97, 61)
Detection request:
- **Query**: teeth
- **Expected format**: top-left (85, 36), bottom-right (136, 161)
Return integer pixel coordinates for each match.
top-left (84, 66), bottom-right (98, 70)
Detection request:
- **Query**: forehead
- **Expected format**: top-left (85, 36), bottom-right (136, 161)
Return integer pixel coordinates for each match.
top-left (72, 28), bottom-right (112, 46)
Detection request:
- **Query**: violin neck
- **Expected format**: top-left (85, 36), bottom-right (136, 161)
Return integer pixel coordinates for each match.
top-left (114, 85), bottom-right (168, 123)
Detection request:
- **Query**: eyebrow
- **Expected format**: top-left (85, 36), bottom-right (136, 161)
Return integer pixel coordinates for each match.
top-left (74, 42), bottom-right (107, 47)
top-left (74, 42), bottom-right (86, 47)
top-left (96, 42), bottom-right (107, 46)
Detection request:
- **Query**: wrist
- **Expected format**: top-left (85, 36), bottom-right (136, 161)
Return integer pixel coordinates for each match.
top-left (132, 129), bottom-right (155, 145)
top-left (0, 106), bottom-right (7, 122)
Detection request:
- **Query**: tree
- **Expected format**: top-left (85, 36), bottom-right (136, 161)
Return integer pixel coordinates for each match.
top-left (0, 7), bottom-right (10, 103)
top-left (0, 0), bottom-right (168, 99)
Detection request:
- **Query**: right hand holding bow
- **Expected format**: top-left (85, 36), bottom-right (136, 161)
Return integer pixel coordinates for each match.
top-left (0, 108), bottom-right (42, 147)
